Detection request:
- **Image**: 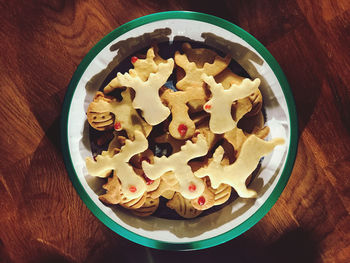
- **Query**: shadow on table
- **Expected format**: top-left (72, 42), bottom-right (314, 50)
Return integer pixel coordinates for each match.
top-left (144, 228), bottom-right (319, 263)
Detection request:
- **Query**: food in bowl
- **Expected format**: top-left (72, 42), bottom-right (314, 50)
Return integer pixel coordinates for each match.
top-left (84, 42), bottom-right (285, 219)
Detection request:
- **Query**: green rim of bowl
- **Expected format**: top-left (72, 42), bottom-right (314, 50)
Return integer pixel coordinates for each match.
top-left (60, 11), bottom-right (298, 251)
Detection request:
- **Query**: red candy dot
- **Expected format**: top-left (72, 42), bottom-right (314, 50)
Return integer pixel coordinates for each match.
top-left (129, 185), bottom-right (137, 193)
top-left (204, 104), bottom-right (211, 110)
top-left (146, 179), bottom-right (154, 185)
top-left (188, 183), bottom-right (196, 192)
top-left (114, 122), bottom-right (122, 130)
top-left (178, 124), bottom-right (188, 137)
top-left (142, 173), bottom-right (154, 185)
top-left (131, 56), bottom-right (138, 63)
top-left (198, 196), bottom-right (206, 206)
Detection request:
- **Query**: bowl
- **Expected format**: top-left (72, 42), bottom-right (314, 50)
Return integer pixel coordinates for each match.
top-left (60, 11), bottom-right (298, 250)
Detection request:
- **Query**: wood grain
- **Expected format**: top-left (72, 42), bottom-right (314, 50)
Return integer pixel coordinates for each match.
top-left (0, 0), bottom-right (349, 262)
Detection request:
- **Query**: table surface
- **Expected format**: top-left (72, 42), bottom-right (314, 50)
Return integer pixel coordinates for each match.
top-left (1, 1), bottom-right (349, 262)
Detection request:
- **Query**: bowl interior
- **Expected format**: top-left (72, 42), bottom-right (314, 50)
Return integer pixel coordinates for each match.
top-left (63, 14), bottom-right (293, 249)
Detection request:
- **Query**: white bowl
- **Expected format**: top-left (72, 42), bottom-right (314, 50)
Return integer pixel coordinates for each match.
top-left (61, 11), bottom-right (298, 250)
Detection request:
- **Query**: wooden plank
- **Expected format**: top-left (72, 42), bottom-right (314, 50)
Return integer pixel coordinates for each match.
top-left (0, 0), bottom-right (349, 262)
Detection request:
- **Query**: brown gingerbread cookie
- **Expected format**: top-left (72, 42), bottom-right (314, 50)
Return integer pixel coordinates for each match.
top-left (131, 197), bottom-right (160, 217)
top-left (167, 192), bottom-right (202, 219)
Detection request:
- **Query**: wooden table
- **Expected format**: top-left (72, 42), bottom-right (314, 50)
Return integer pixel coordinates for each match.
top-left (1, 1), bottom-right (349, 262)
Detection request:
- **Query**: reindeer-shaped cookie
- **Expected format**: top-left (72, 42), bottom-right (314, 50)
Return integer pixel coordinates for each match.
top-left (202, 74), bottom-right (261, 134)
top-left (194, 135), bottom-right (285, 198)
top-left (104, 46), bottom-right (166, 93)
top-left (216, 68), bottom-right (263, 118)
top-left (117, 59), bottom-right (174, 125)
top-left (142, 134), bottom-right (209, 199)
top-left (175, 43), bottom-right (231, 90)
top-left (162, 87), bottom-right (206, 139)
top-left (86, 131), bottom-right (149, 199)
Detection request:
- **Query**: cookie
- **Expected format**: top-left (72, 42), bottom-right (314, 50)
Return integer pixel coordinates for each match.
top-left (175, 44), bottom-right (231, 112)
top-left (222, 127), bottom-right (247, 155)
top-left (149, 172), bottom-right (179, 199)
top-left (120, 192), bottom-right (147, 210)
top-left (194, 136), bottom-right (285, 198)
top-left (216, 68), bottom-right (262, 118)
top-left (175, 43), bottom-right (231, 90)
top-left (104, 46), bottom-right (166, 93)
top-left (176, 42), bottom-right (221, 88)
top-left (131, 197), bottom-right (160, 217)
top-left (162, 87), bottom-right (206, 139)
top-left (116, 58), bottom-right (174, 125)
top-left (104, 132), bottom-right (125, 156)
top-left (190, 179), bottom-right (215, 211)
top-left (211, 183), bottom-right (232, 206)
top-left (86, 131), bottom-right (149, 199)
top-left (142, 134), bottom-right (209, 199)
top-left (190, 159), bottom-right (232, 207)
top-left (98, 172), bottom-right (122, 205)
top-left (223, 125), bottom-right (270, 159)
top-left (161, 190), bottom-right (176, 200)
top-left (252, 126), bottom-right (270, 140)
top-left (133, 167), bottom-right (160, 192)
top-left (194, 121), bottom-right (221, 152)
top-left (86, 43), bottom-right (282, 219)
top-left (167, 192), bottom-right (202, 219)
top-left (202, 74), bottom-right (261, 134)
top-left (246, 90), bottom-right (263, 117)
top-left (87, 89), bottom-right (152, 138)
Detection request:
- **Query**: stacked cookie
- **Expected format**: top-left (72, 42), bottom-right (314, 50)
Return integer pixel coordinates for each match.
top-left (85, 43), bottom-right (284, 219)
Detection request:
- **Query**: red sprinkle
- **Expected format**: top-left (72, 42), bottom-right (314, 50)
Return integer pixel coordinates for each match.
top-left (142, 173), bottom-right (154, 185)
top-left (129, 185), bottom-right (137, 193)
top-left (131, 56), bottom-right (138, 63)
top-left (198, 196), bottom-right (206, 206)
top-left (178, 124), bottom-right (188, 137)
top-left (114, 122), bottom-right (122, 130)
top-left (188, 183), bottom-right (196, 192)
top-left (204, 104), bottom-right (211, 110)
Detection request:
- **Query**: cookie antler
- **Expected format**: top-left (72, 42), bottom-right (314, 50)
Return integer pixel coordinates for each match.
top-left (202, 74), bottom-right (261, 134)
top-left (195, 135), bottom-right (284, 198)
top-left (142, 135), bottom-right (209, 199)
top-left (117, 59), bottom-right (174, 125)
top-left (86, 131), bottom-right (149, 199)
